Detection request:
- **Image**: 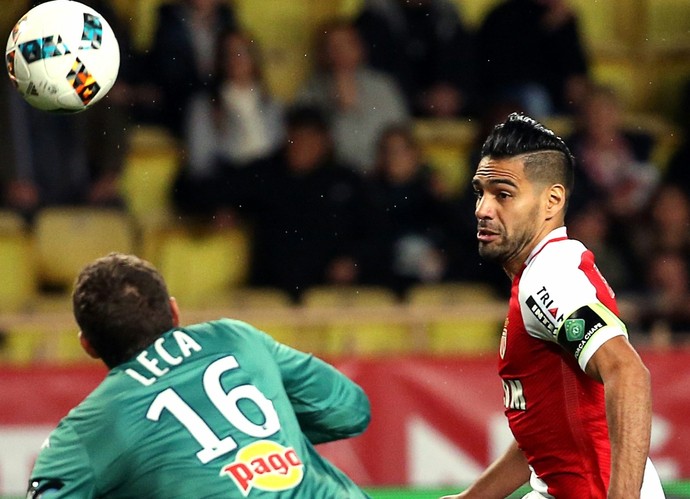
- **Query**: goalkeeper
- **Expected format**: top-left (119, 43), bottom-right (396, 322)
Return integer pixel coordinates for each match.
top-left (27, 253), bottom-right (371, 498)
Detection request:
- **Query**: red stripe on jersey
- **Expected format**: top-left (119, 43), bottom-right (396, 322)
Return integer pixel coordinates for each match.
top-left (578, 250), bottom-right (619, 315)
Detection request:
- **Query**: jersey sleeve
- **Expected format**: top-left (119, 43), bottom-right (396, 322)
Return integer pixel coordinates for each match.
top-left (520, 243), bottom-right (628, 371)
top-left (261, 333), bottom-right (371, 445)
top-left (28, 421), bottom-right (96, 498)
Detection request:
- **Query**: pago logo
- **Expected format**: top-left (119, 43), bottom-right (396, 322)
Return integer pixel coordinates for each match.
top-left (221, 440), bottom-right (304, 496)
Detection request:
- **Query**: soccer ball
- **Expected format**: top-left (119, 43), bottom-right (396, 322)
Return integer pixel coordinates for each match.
top-left (5, 0), bottom-right (120, 113)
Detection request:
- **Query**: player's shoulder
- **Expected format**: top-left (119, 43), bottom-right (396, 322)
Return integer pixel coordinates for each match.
top-left (521, 237), bottom-right (588, 292)
top-left (186, 317), bottom-right (263, 338)
top-left (518, 236), bottom-right (600, 332)
top-left (182, 318), bottom-right (277, 351)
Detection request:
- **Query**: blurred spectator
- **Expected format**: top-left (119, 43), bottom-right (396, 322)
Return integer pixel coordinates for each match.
top-left (174, 30), bottom-right (284, 217)
top-left (637, 251), bottom-right (690, 348)
top-left (354, 0), bottom-right (475, 118)
top-left (367, 125), bottom-right (452, 294)
top-left (149, 0), bottom-right (237, 136)
top-left (567, 201), bottom-right (635, 293)
top-left (475, 0), bottom-right (589, 117)
top-left (565, 83), bottom-right (659, 220)
top-left (624, 184), bottom-right (690, 276)
top-left (468, 98), bottom-right (526, 170)
top-left (297, 20), bottom-right (408, 174)
top-left (664, 78), bottom-right (690, 195)
top-left (212, 105), bottom-right (379, 301)
top-left (2, 93), bottom-right (125, 223)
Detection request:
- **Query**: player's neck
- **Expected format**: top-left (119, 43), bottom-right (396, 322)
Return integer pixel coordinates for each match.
top-left (503, 223), bottom-right (566, 279)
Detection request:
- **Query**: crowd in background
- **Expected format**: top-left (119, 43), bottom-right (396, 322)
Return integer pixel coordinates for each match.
top-left (2, 0), bottom-right (690, 346)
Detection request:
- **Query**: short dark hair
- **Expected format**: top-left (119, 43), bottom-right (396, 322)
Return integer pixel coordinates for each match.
top-left (73, 253), bottom-right (174, 368)
top-left (481, 113), bottom-right (575, 197)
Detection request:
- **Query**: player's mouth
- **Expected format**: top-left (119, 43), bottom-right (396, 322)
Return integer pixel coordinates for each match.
top-left (477, 228), bottom-right (499, 243)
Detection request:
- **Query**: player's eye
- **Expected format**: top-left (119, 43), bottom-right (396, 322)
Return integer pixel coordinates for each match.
top-left (473, 189), bottom-right (483, 199)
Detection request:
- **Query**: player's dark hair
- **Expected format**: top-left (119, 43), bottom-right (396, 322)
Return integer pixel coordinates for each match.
top-left (73, 253), bottom-right (174, 368)
top-left (481, 113), bottom-right (575, 200)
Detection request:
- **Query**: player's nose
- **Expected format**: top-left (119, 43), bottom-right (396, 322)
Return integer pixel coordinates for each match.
top-left (475, 195), bottom-right (494, 220)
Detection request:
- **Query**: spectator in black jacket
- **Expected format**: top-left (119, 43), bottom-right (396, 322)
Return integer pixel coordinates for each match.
top-left (214, 106), bottom-right (380, 300)
top-left (565, 83), bottom-right (659, 220)
top-left (148, 0), bottom-right (236, 136)
top-left (475, 0), bottom-right (589, 117)
top-left (355, 0), bottom-right (475, 118)
top-left (664, 78), bottom-right (690, 195)
top-left (367, 125), bottom-right (453, 294)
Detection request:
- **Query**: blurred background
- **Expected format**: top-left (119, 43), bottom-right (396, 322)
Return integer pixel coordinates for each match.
top-left (1, 0), bottom-right (690, 497)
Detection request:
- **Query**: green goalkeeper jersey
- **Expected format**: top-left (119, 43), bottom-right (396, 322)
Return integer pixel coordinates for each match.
top-left (28, 319), bottom-right (371, 498)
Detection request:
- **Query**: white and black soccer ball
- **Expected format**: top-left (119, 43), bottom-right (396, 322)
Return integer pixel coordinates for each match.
top-left (5, 0), bottom-right (120, 113)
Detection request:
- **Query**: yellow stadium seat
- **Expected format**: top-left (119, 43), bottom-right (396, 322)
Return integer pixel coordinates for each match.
top-left (302, 285), bottom-right (399, 307)
top-left (407, 283), bottom-right (504, 355)
top-left (120, 128), bottom-right (181, 229)
top-left (54, 326), bottom-right (96, 364)
top-left (0, 323), bottom-right (96, 366)
top-left (647, 0), bottom-right (690, 48)
top-left (301, 285), bottom-right (411, 356)
top-left (414, 119), bottom-right (477, 195)
top-left (220, 287), bottom-right (299, 348)
top-left (0, 212), bottom-right (36, 313)
top-left (152, 226), bottom-right (251, 308)
top-left (233, 0), bottom-right (316, 101)
top-left (407, 282), bottom-right (498, 305)
top-left (0, 326), bottom-right (46, 365)
top-left (225, 287), bottom-right (293, 309)
top-left (33, 207), bottom-right (137, 289)
top-left (0, 210), bottom-right (25, 233)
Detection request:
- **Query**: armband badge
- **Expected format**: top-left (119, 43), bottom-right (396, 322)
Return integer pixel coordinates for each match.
top-left (557, 304), bottom-right (622, 359)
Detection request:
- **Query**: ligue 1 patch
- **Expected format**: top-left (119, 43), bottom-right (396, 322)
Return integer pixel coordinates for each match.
top-left (221, 440), bottom-right (304, 496)
top-left (564, 318), bottom-right (585, 341)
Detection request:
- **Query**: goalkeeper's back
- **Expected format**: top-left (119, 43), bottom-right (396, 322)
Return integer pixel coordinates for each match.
top-left (28, 254), bottom-right (371, 498)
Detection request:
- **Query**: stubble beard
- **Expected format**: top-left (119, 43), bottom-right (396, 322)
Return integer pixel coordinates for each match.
top-left (478, 236), bottom-right (509, 264)
top-left (478, 226), bottom-right (534, 267)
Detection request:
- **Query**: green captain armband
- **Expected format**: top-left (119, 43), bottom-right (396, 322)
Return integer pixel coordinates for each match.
top-left (556, 303), bottom-right (627, 362)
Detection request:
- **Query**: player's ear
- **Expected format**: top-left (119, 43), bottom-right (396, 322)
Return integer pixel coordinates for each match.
top-left (79, 331), bottom-right (100, 360)
top-left (170, 297), bottom-right (180, 327)
top-left (545, 183), bottom-right (566, 219)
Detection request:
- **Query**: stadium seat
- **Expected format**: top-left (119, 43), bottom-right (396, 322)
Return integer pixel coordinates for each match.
top-left (54, 326), bottom-right (94, 364)
top-left (217, 287), bottom-right (300, 348)
top-left (232, 0), bottom-right (330, 101)
top-left (151, 225), bottom-right (251, 309)
top-left (0, 210), bottom-right (25, 232)
top-left (454, 0), bottom-right (503, 28)
top-left (0, 212), bottom-right (36, 313)
top-left (407, 283), bottom-right (504, 355)
top-left (33, 207), bottom-right (137, 289)
top-left (302, 285), bottom-right (399, 307)
top-left (0, 322), bottom-right (95, 366)
top-left (0, 325), bottom-right (46, 365)
top-left (119, 127), bottom-right (181, 229)
top-left (301, 285), bottom-right (411, 356)
top-left (414, 119), bottom-right (476, 195)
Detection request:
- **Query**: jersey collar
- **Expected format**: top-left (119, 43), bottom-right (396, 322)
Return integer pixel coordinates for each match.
top-left (523, 226), bottom-right (568, 268)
